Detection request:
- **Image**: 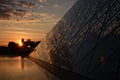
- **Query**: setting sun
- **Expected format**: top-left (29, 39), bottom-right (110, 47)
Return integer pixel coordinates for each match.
top-left (18, 40), bottom-right (23, 47)
top-left (19, 42), bottom-right (23, 46)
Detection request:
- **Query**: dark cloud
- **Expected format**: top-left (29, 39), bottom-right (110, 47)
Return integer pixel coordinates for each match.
top-left (0, 0), bottom-right (37, 20)
top-left (18, 1), bottom-right (36, 8)
top-left (0, 0), bottom-right (12, 19)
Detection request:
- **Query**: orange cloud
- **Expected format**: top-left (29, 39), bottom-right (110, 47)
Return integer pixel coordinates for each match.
top-left (39, 0), bottom-right (46, 3)
top-left (0, 19), bottom-right (40, 23)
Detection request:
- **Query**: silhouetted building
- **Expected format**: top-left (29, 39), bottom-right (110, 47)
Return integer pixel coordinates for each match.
top-left (21, 39), bottom-right (40, 49)
top-left (8, 42), bottom-right (18, 50)
top-left (30, 0), bottom-right (120, 80)
top-left (0, 46), bottom-right (8, 55)
top-left (22, 38), bottom-right (24, 43)
top-left (7, 39), bottom-right (40, 57)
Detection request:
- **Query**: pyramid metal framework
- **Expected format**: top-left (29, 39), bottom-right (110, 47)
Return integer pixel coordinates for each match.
top-left (31, 0), bottom-right (120, 79)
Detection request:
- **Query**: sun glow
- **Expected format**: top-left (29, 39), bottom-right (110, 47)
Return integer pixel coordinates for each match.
top-left (18, 40), bottom-right (23, 46)
top-left (19, 42), bottom-right (23, 46)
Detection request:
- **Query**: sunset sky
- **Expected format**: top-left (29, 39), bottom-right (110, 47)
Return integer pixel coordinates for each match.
top-left (0, 0), bottom-right (77, 46)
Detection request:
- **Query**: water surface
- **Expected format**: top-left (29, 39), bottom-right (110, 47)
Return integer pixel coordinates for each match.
top-left (0, 57), bottom-right (59, 80)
